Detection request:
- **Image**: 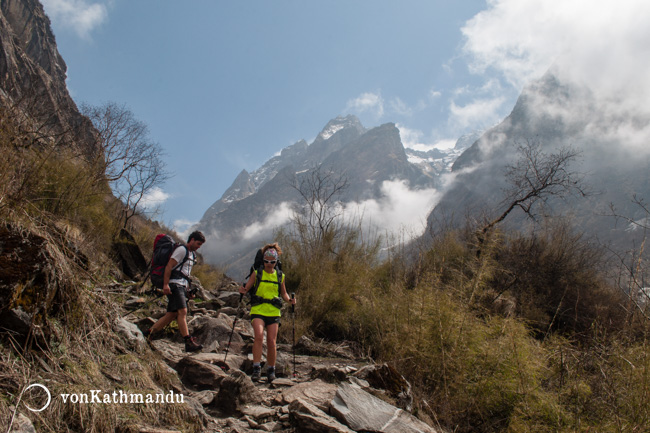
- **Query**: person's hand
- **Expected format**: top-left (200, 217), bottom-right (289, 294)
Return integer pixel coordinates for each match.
top-left (163, 284), bottom-right (171, 295)
top-left (239, 285), bottom-right (247, 294)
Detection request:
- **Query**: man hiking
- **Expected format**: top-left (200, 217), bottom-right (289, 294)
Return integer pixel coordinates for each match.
top-left (239, 244), bottom-right (296, 382)
top-left (145, 231), bottom-right (205, 352)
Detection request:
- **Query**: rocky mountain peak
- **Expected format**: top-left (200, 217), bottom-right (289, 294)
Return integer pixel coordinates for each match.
top-left (197, 116), bottom-right (468, 274)
top-left (316, 114), bottom-right (365, 141)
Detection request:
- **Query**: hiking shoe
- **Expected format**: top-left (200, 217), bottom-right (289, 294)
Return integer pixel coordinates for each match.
top-left (267, 367), bottom-right (276, 383)
top-left (184, 336), bottom-right (203, 352)
top-left (251, 365), bottom-right (261, 382)
top-left (143, 328), bottom-right (158, 341)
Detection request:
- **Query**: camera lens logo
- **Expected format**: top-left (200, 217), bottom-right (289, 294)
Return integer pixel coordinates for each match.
top-left (23, 383), bottom-right (51, 412)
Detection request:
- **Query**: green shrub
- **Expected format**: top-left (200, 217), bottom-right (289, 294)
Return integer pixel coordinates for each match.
top-left (488, 222), bottom-right (627, 339)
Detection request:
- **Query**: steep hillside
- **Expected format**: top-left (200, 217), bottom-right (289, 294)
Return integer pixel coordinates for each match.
top-left (426, 71), bottom-right (650, 249)
top-left (0, 0), bottom-right (96, 151)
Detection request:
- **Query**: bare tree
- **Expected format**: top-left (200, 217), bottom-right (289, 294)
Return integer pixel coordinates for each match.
top-left (289, 164), bottom-right (349, 252)
top-left (479, 139), bottom-right (586, 243)
top-left (467, 139), bottom-right (586, 306)
top-left (81, 102), bottom-right (170, 228)
top-left (607, 195), bottom-right (650, 321)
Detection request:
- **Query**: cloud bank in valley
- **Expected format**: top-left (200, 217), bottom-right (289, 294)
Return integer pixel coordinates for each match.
top-left (342, 180), bottom-right (442, 241)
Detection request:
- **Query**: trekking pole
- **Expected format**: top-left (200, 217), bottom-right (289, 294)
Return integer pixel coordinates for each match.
top-left (224, 293), bottom-right (244, 366)
top-left (291, 292), bottom-right (296, 379)
top-left (136, 267), bottom-right (152, 294)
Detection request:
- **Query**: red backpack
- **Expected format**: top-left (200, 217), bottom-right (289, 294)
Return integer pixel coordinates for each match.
top-left (150, 234), bottom-right (189, 288)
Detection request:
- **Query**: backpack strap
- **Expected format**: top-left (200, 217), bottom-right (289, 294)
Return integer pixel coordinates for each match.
top-left (250, 268), bottom-right (283, 307)
top-left (170, 246), bottom-right (192, 282)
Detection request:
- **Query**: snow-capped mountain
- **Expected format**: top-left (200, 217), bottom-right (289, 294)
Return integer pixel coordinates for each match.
top-left (405, 132), bottom-right (482, 177)
top-left (196, 115), bottom-right (473, 275)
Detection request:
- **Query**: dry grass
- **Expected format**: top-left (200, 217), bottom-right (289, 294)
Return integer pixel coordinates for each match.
top-left (0, 217), bottom-right (202, 432)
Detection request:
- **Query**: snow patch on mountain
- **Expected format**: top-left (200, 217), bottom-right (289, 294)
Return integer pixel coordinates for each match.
top-left (319, 123), bottom-right (346, 140)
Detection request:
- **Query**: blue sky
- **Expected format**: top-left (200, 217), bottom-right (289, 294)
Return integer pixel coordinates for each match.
top-left (41, 0), bottom-right (650, 236)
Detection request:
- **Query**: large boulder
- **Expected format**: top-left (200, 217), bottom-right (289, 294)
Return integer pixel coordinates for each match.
top-left (212, 370), bottom-right (262, 414)
top-left (113, 317), bottom-right (146, 352)
top-left (0, 224), bottom-right (58, 316)
top-left (289, 398), bottom-right (354, 433)
top-left (175, 356), bottom-right (228, 391)
top-left (354, 363), bottom-right (413, 411)
top-left (281, 379), bottom-right (339, 413)
top-left (191, 315), bottom-right (245, 354)
top-left (112, 229), bottom-right (148, 281)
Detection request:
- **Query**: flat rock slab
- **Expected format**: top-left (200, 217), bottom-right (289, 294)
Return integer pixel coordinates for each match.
top-left (239, 404), bottom-right (277, 420)
top-left (281, 379), bottom-right (338, 413)
top-left (331, 383), bottom-right (442, 433)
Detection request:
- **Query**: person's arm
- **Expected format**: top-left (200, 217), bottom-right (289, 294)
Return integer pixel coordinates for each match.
top-left (280, 278), bottom-right (295, 305)
top-left (162, 257), bottom-right (178, 295)
top-left (239, 273), bottom-right (256, 294)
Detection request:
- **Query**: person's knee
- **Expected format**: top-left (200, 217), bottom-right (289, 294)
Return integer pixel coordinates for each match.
top-left (254, 332), bottom-right (264, 344)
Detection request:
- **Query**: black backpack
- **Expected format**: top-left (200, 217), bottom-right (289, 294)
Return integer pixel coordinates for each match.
top-left (150, 234), bottom-right (190, 288)
top-left (247, 248), bottom-right (283, 278)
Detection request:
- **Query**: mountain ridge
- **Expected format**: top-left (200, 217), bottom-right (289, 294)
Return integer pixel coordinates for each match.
top-left (197, 116), bottom-right (473, 275)
top-left (427, 70), bottom-right (650, 251)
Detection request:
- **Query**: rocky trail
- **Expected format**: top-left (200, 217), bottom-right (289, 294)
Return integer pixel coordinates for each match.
top-left (113, 281), bottom-right (445, 433)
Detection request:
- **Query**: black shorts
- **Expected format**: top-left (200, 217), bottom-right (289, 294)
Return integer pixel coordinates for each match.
top-left (166, 283), bottom-right (188, 312)
top-left (250, 314), bottom-right (281, 327)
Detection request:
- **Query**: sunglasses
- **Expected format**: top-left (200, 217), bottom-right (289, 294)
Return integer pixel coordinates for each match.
top-left (264, 259), bottom-right (277, 264)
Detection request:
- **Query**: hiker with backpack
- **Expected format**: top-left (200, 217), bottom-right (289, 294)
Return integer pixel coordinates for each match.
top-left (239, 243), bottom-right (296, 382)
top-left (144, 231), bottom-right (205, 352)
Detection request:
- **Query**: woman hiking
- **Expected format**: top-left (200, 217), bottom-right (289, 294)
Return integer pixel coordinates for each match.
top-left (239, 243), bottom-right (296, 382)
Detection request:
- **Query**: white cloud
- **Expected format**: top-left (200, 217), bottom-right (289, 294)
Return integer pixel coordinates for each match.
top-left (461, 0), bottom-right (650, 114)
top-left (449, 96), bottom-right (505, 129)
top-left (172, 218), bottom-right (198, 240)
top-left (241, 202), bottom-right (293, 241)
top-left (397, 124), bottom-right (425, 150)
top-left (345, 92), bottom-right (384, 119)
top-left (41, 0), bottom-right (107, 39)
top-left (390, 97), bottom-right (413, 117)
top-left (431, 139), bottom-right (457, 151)
top-left (140, 187), bottom-right (170, 210)
top-left (398, 124), bottom-right (457, 152)
top-left (344, 180), bottom-right (442, 240)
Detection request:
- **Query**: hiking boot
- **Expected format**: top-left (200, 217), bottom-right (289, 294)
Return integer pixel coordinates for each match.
top-left (267, 367), bottom-right (276, 383)
top-left (251, 365), bottom-right (261, 382)
top-left (184, 336), bottom-right (203, 352)
top-left (143, 328), bottom-right (158, 341)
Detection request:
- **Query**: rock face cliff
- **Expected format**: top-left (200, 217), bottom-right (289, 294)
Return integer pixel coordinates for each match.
top-left (0, 0), bottom-right (95, 149)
